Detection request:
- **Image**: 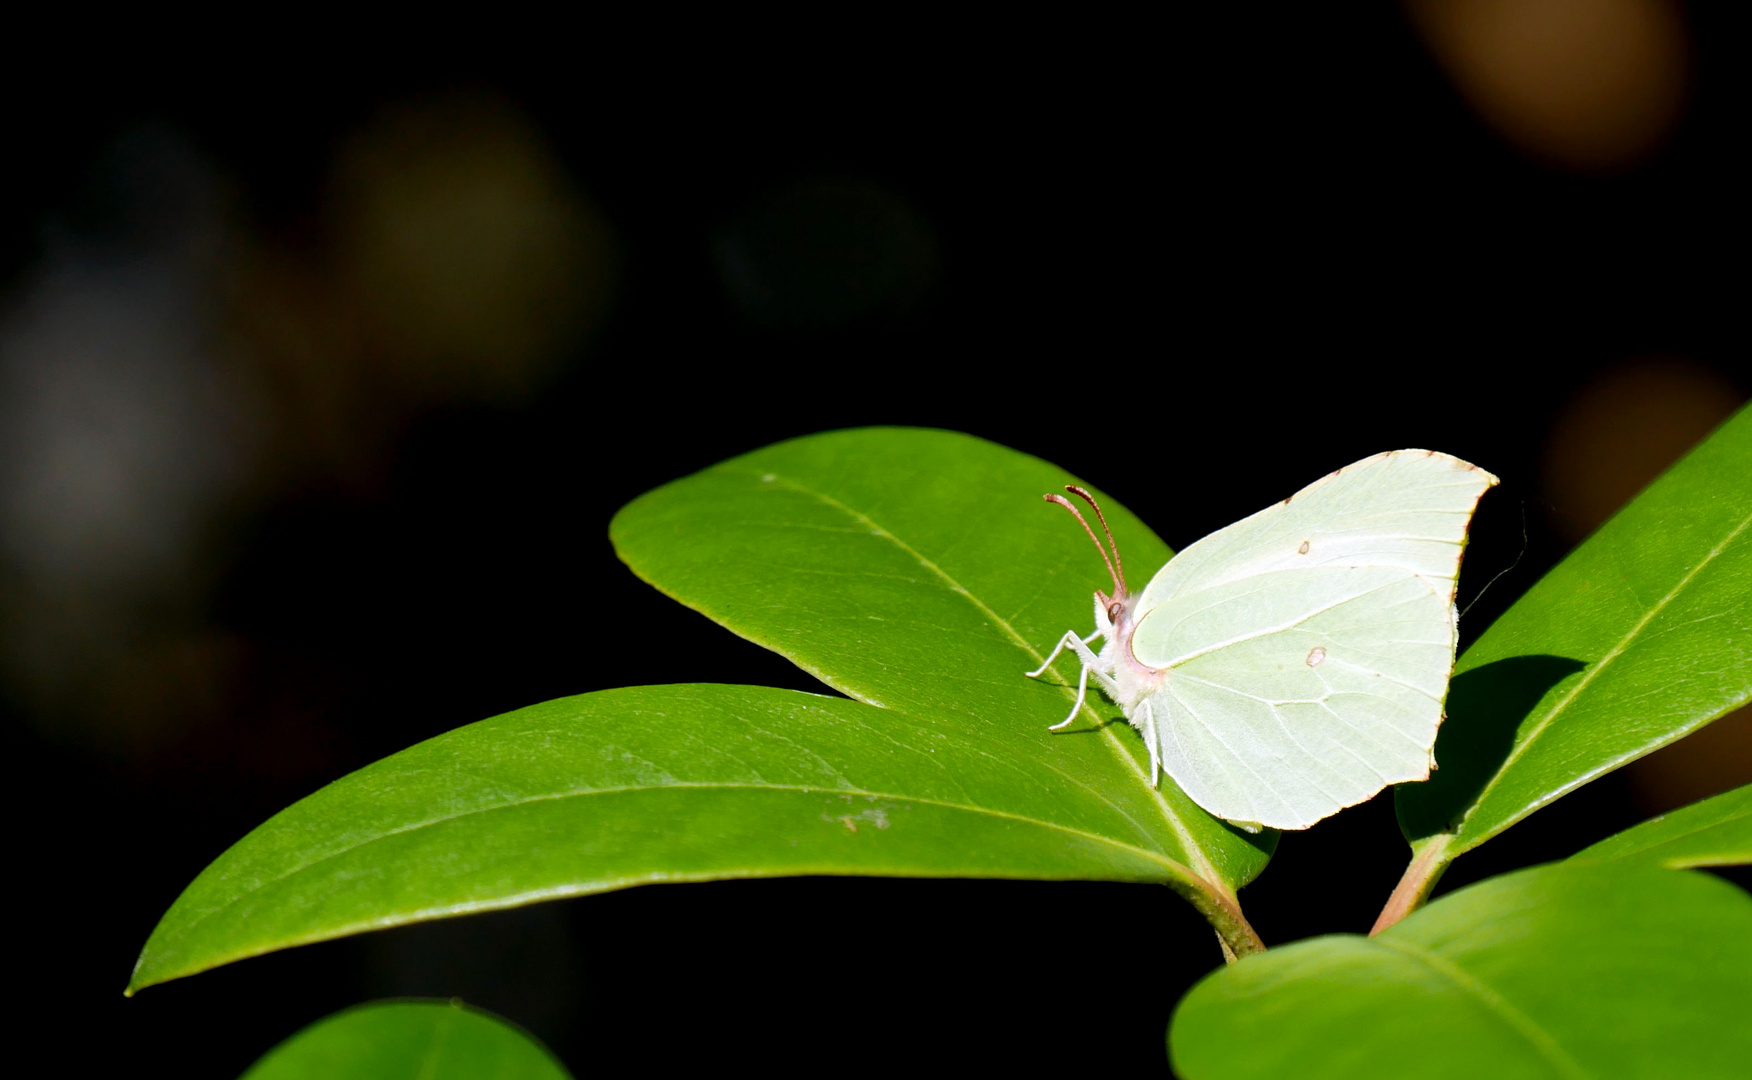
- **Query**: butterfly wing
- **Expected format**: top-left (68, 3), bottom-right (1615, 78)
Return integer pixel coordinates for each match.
top-left (1130, 451), bottom-right (1498, 830)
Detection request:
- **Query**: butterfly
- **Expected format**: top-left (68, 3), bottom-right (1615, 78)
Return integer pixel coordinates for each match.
top-left (1028, 450), bottom-right (1497, 831)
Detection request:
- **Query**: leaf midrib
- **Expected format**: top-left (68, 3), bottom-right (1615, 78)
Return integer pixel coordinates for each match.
top-left (415, 1006), bottom-right (456, 1080)
top-left (737, 466), bottom-right (1223, 884)
top-left (1368, 935), bottom-right (1591, 1079)
top-left (1458, 506), bottom-right (1752, 847)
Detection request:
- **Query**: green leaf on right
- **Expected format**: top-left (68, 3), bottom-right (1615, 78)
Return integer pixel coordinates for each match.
top-left (1571, 781), bottom-right (1752, 868)
top-left (1397, 403), bottom-right (1752, 859)
top-left (1169, 860), bottom-right (1752, 1079)
top-left (241, 999), bottom-right (570, 1080)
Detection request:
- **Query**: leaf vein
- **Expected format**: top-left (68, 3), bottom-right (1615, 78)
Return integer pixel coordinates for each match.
top-left (1368, 936), bottom-right (1591, 1079)
top-left (737, 467), bottom-right (1226, 885)
top-left (156, 782), bottom-right (1204, 954)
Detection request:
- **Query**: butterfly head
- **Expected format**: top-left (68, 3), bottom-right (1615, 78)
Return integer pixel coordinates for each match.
top-left (1044, 485), bottom-right (1131, 634)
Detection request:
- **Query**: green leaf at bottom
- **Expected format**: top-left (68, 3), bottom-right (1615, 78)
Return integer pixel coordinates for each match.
top-left (241, 1000), bottom-right (570, 1080)
top-left (1169, 862), bottom-right (1752, 1079)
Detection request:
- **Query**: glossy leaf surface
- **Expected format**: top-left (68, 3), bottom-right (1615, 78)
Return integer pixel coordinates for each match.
top-left (611, 427), bottom-right (1275, 890)
top-left (241, 1000), bottom-right (571, 1080)
top-left (1171, 861), bottom-right (1752, 1079)
top-left (130, 684), bottom-right (1236, 993)
top-left (1572, 781), bottom-right (1752, 868)
top-left (1398, 404), bottom-right (1752, 855)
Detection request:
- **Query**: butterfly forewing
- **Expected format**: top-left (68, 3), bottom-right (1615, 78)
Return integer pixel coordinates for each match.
top-left (1136, 451), bottom-right (1497, 608)
top-left (1130, 451), bottom-right (1498, 830)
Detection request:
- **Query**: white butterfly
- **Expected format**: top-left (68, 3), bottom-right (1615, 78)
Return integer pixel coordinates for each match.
top-left (1028, 450), bottom-right (1498, 831)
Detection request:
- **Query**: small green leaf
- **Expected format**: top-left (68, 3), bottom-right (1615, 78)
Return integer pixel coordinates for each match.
top-left (240, 999), bottom-right (571, 1080)
top-left (129, 685), bottom-right (1246, 994)
top-left (610, 427), bottom-right (1274, 894)
top-left (1571, 782), bottom-right (1752, 868)
top-left (1397, 403), bottom-right (1752, 857)
top-left (1170, 861), bottom-right (1752, 1079)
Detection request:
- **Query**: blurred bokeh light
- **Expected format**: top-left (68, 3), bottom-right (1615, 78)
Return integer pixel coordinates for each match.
top-left (1541, 356), bottom-right (1744, 542)
top-left (1406, 0), bottom-right (1690, 170)
top-left (0, 127), bottom-right (253, 747)
top-left (329, 90), bottom-right (614, 402)
top-left (0, 93), bottom-right (615, 752)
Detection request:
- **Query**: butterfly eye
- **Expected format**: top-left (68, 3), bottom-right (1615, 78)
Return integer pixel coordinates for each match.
top-left (1107, 601), bottom-right (1125, 623)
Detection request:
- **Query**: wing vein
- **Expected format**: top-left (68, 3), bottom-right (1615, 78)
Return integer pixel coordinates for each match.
top-left (1157, 578), bottom-right (1430, 669)
top-left (1164, 680), bottom-right (1296, 826)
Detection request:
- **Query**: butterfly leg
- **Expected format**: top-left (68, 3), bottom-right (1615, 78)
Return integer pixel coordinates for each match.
top-left (1048, 661), bottom-right (1092, 730)
top-left (1034, 631), bottom-right (1116, 731)
top-left (1141, 699), bottom-right (1161, 788)
top-left (1024, 628), bottom-right (1103, 678)
top-left (1048, 633), bottom-right (1123, 731)
top-left (1063, 633), bottom-right (1122, 699)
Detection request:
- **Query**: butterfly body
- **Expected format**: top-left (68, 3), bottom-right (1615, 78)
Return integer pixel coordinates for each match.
top-left (1031, 451), bottom-right (1498, 832)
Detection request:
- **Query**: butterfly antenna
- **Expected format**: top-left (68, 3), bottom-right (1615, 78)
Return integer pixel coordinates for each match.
top-left (1459, 500), bottom-right (1528, 620)
top-left (1044, 492), bottom-right (1124, 597)
top-left (1064, 485), bottom-right (1127, 595)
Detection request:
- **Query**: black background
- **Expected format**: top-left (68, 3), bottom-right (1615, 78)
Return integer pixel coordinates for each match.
top-left (5, 7), bottom-right (1746, 1075)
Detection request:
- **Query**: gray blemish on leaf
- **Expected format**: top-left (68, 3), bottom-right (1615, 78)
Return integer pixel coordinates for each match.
top-left (825, 806), bottom-right (892, 833)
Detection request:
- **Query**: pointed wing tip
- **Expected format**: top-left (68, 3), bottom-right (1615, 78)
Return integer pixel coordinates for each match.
top-left (1373, 449), bottom-right (1502, 496)
top-left (1318, 451), bottom-right (1501, 496)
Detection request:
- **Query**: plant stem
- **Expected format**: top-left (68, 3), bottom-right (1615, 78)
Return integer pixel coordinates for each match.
top-left (1216, 932), bottom-right (1238, 964)
top-left (1172, 877), bottom-right (1266, 961)
top-left (1371, 835), bottom-right (1455, 936)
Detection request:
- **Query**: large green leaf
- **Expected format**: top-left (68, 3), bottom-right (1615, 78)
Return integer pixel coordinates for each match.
top-left (241, 1000), bottom-right (571, 1080)
top-left (610, 427), bottom-right (1274, 896)
top-left (131, 428), bottom-right (1274, 994)
top-left (1571, 781), bottom-right (1752, 868)
top-left (129, 684), bottom-right (1250, 994)
top-left (1396, 404), bottom-right (1752, 866)
top-left (1170, 861), bottom-right (1752, 1079)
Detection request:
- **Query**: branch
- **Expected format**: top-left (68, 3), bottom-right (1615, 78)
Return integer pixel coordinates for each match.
top-left (1371, 835), bottom-right (1455, 936)
top-left (1171, 876), bottom-right (1266, 961)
